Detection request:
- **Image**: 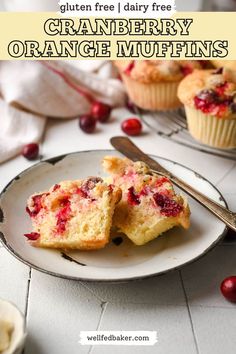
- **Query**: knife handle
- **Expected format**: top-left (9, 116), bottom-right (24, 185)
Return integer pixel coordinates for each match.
top-left (160, 172), bottom-right (236, 233)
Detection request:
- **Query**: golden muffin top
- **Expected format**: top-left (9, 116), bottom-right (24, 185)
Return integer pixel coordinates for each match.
top-left (114, 60), bottom-right (208, 84)
top-left (178, 68), bottom-right (236, 119)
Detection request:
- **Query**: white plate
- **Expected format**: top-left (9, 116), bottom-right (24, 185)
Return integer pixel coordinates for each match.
top-left (0, 150), bottom-right (227, 282)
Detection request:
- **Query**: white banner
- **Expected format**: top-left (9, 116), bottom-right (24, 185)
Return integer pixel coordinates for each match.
top-left (79, 330), bottom-right (158, 346)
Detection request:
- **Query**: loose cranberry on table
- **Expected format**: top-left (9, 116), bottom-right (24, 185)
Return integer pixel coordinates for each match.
top-left (79, 115), bottom-right (96, 133)
top-left (22, 143), bottom-right (39, 160)
top-left (220, 276), bottom-right (236, 302)
top-left (91, 101), bottom-right (112, 123)
top-left (121, 118), bottom-right (142, 136)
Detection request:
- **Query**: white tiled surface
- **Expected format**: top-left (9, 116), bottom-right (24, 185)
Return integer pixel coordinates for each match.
top-left (92, 303), bottom-right (197, 354)
top-left (25, 272), bottom-right (102, 354)
top-left (0, 248), bottom-right (29, 313)
top-left (190, 307), bottom-right (236, 354)
top-left (0, 107), bottom-right (236, 354)
top-left (83, 272), bottom-right (185, 305)
top-left (182, 245), bottom-right (236, 308)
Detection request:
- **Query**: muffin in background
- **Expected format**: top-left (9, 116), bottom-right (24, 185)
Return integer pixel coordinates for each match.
top-left (211, 61), bottom-right (236, 84)
top-left (211, 60), bottom-right (236, 71)
top-left (178, 68), bottom-right (236, 149)
top-left (115, 60), bottom-right (208, 111)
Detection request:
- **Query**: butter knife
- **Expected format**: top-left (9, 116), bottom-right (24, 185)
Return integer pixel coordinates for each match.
top-left (110, 136), bottom-right (236, 232)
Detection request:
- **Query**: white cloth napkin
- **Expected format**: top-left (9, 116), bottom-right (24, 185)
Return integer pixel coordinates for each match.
top-left (0, 60), bottom-right (126, 164)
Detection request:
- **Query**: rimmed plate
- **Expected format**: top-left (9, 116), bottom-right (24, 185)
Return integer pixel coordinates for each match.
top-left (0, 150), bottom-right (227, 282)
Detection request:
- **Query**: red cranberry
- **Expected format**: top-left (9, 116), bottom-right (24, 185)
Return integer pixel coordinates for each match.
top-left (181, 65), bottom-right (193, 76)
top-left (121, 118), bottom-right (142, 136)
top-left (82, 177), bottom-right (103, 191)
top-left (56, 201), bottom-right (71, 234)
top-left (139, 186), bottom-right (148, 197)
top-left (22, 143), bottom-right (39, 160)
top-left (52, 184), bottom-right (60, 192)
top-left (91, 101), bottom-right (111, 123)
top-left (194, 89), bottom-right (231, 117)
top-left (221, 276), bottom-right (236, 302)
top-left (76, 187), bottom-right (89, 199)
top-left (26, 194), bottom-right (45, 217)
top-left (127, 187), bottom-right (140, 206)
top-left (76, 177), bottom-right (102, 199)
top-left (196, 89), bottom-right (218, 103)
top-left (24, 232), bottom-right (40, 241)
top-left (59, 197), bottom-right (70, 207)
top-left (215, 82), bottom-right (229, 96)
top-left (155, 177), bottom-right (170, 188)
top-left (153, 193), bottom-right (183, 217)
top-left (194, 90), bottom-right (219, 114)
top-left (108, 184), bottom-right (114, 192)
top-left (79, 115), bottom-right (96, 133)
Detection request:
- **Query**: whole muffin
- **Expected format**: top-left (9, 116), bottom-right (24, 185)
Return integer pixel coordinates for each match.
top-left (115, 60), bottom-right (208, 111)
top-left (178, 68), bottom-right (236, 149)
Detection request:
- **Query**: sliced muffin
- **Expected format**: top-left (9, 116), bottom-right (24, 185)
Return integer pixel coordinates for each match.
top-left (25, 177), bottom-right (121, 250)
top-left (103, 156), bottom-right (190, 246)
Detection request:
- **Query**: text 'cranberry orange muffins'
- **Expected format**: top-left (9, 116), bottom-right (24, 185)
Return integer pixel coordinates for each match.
top-left (25, 177), bottom-right (121, 250)
top-left (178, 68), bottom-right (236, 149)
top-left (103, 156), bottom-right (190, 246)
top-left (115, 60), bottom-right (208, 111)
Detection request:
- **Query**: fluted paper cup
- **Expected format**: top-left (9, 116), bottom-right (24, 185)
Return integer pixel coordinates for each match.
top-left (185, 106), bottom-right (236, 149)
top-left (121, 74), bottom-right (181, 111)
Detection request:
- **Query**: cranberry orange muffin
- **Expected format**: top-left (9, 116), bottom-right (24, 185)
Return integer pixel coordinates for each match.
top-left (103, 156), bottom-right (190, 246)
top-left (115, 60), bottom-right (208, 111)
top-left (25, 178), bottom-right (121, 250)
top-left (178, 68), bottom-right (236, 149)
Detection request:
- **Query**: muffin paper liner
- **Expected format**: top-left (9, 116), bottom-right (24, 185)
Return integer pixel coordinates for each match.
top-left (121, 74), bottom-right (181, 111)
top-left (185, 106), bottom-right (236, 149)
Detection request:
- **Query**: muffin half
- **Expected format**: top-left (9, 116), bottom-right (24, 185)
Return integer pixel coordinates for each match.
top-left (25, 177), bottom-right (121, 250)
top-left (103, 156), bottom-right (190, 246)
